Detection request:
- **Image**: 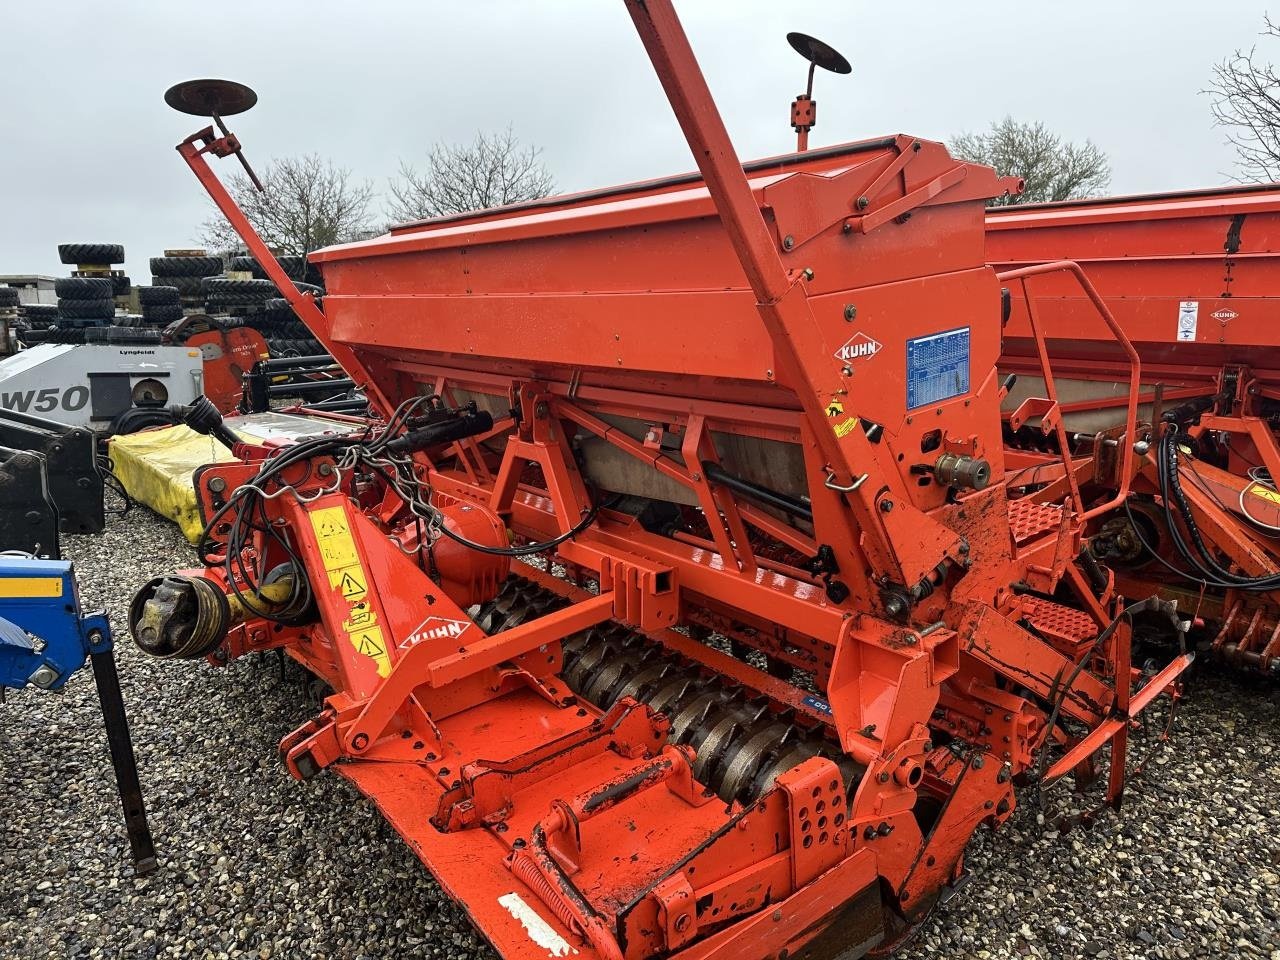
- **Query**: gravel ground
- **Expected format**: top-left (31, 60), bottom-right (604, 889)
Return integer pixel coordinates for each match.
top-left (1, 503), bottom-right (1277, 960)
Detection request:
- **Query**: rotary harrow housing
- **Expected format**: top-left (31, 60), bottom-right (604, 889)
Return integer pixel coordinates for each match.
top-left (133, 3), bottom-right (1193, 958)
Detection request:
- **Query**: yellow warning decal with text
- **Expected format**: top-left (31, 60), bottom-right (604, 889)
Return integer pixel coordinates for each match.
top-left (308, 505), bottom-right (391, 677)
top-left (0, 577), bottom-right (64, 598)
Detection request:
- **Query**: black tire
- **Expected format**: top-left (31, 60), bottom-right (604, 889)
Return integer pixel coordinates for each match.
top-left (141, 303), bottom-right (184, 324)
top-left (0, 287), bottom-right (19, 307)
top-left (138, 285), bottom-right (181, 306)
top-left (204, 291), bottom-right (265, 303)
top-left (246, 318), bottom-right (282, 336)
top-left (231, 254), bottom-right (307, 279)
top-left (23, 303), bottom-right (59, 319)
top-left (275, 255), bottom-right (306, 279)
top-left (58, 243), bottom-right (124, 265)
top-left (55, 276), bottom-right (113, 299)
top-left (260, 299), bottom-right (296, 323)
top-left (205, 302), bottom-right (260, 314)
top-left (112, 274), bottom-right (131, 296)
top-left (58, 298), bottom-right (115, 319)
top-left (50, 325), bottom-right (92, 340)
top-left (85, 326), bottom-right (164, 345)
top-left (150, 274), bottom-right (204, 294)
top-left (149, 255), bottom-right (223, 277)
top-left (202, 276), bottom-right (276, 298)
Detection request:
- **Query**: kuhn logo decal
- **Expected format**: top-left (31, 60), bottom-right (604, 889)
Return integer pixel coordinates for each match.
top-left (1211, 309), bottom-right (1238, 322)
top-left (407, 616), bottom-right (472, 645)
top-left (835, 332), bottom-right (882, 364)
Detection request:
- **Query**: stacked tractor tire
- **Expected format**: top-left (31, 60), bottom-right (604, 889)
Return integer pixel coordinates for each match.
top-left (207, 255), bottom-right (326, 357)
top-left (148, 249), bottom-right (222, 314)
top-left (20, 243), bottom-right (131, 346)
top-left (17, 303), bottom-right (59, 344)
top-left (55, 276), bottom-right (117, 325)
top-left (60, 242), bottom-right (129, 305)
top-left (56, 243), bottom-right (127, 326)
top-left (13, 244), bottom-right (329, 362)
top-left (135, 284), bottom-right (184, 327)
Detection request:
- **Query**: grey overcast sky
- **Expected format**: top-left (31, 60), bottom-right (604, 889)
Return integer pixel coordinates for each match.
top-left (0, 1), bottom-right (1270, 280)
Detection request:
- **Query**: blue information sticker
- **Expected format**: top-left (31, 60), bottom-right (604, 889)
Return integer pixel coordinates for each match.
top-left (907, 327), bottom-right (970, 410)
top-left (802, 694), bottom-right (832, 716)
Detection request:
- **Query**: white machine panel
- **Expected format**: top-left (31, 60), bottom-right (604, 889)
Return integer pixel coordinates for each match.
top-left (0, 344), bottom-right (204, 430)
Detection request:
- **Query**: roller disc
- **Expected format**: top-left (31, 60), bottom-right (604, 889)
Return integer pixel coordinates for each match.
top-left (165, 78), bottom-right (258, 117)
top-left (786, 32), bottom-right (852, 74)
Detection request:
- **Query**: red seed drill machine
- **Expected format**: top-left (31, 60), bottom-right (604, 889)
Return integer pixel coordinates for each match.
top-left (128, 4), bottom-right (1193, 957)
top-left (990, 186), bottom-right (1280, 675)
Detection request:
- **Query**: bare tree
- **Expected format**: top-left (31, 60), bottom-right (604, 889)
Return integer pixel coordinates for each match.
top-left (950, 117), bottom-right (1111, 206)
top-left (1207, 15), bottom-right (1280, 182)
top-left (200, 154), bottom-right (377, 257)
top-left (388, 127), bottom-right (555, 222)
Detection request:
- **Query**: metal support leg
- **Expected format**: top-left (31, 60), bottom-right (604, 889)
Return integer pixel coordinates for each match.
top-left (89, 646), bottom-right (157, 875)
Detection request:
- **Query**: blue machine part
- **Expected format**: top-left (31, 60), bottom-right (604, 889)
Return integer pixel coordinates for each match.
top-left (906, 326), bottom-right (970, 410)
top-left (0, 555), bottom-right (111, 691)
top-left (0, 553), bottom-right (156, 873)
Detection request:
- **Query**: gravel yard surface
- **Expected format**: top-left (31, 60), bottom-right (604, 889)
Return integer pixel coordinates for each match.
top-left (2, 503), bottom-right (1277, 960)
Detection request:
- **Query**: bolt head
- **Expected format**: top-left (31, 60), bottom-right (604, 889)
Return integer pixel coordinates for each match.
top-left (843, 304), bottom-right (857, 321)
top-left (782, 235), bottom-right (795, 250)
